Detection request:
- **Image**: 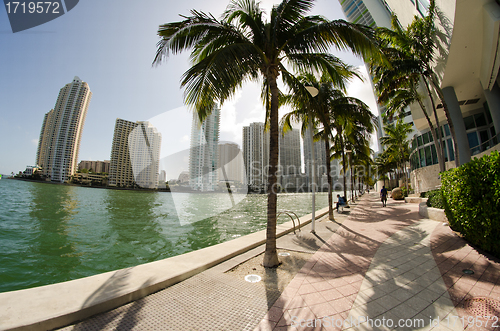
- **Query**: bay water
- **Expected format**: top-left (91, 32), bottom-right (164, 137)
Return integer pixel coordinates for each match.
top-left (0, 179), bottom-right (336, 293)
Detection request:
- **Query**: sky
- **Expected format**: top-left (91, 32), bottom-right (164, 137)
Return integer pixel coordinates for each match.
top-left (0, 0), bottom-right (379, 176)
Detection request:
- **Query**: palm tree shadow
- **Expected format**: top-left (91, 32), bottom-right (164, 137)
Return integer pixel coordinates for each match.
top-left (291, 234), bottom-right (322, 252)
top-left (67, 269), bottom-right (154, 330)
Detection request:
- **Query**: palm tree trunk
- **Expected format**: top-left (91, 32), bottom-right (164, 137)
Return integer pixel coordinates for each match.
top-left (350, 154), bottom-right (354, 202)
top-left (324, 136), bottom-right (334, 220)
top-left (263, 72), bottom-right (280, 268)
top-left (339, 132), bottom-right (347, 201)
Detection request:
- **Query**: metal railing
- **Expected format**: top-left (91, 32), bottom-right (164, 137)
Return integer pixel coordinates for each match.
top-left (277, 210), bottom-right (301, 234)
top-left (470, 133), bottom-right (499, 156)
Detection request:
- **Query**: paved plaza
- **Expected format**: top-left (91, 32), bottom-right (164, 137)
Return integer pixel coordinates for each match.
top-left (59, 193), bottom-right (500, 331)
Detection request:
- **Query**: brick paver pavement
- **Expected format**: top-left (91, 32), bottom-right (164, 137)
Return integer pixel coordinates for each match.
top-left (57, 193), bottom-right (500, 331)
top-left (255, 194), bottom-right (500, 331)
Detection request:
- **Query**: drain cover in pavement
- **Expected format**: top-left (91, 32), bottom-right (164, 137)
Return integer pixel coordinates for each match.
top-left (244, 274), bottom-right (262, 283)
top-left (463, 297), bottom-right (500, 317)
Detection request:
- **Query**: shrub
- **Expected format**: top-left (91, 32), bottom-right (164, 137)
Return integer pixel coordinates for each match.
top-left (441, 150), bottom-right (500, 257)
top-left (401, 184), bottom-right (412, 198)
top-left (425, 189), bottom-right (444, 209)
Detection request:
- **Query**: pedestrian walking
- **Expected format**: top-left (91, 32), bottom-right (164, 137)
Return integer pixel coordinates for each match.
top-left (380, 186), bottom-right (388, 207)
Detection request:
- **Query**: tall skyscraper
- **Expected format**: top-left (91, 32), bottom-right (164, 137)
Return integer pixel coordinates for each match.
top-left (243, 123), bottom-right (303, 191)
top-left (279, 128), bottom-right (301, 175)
top-left (129, 122), bottom-right (162, 189)
top-left (109, 119), bottom-right (161, 188)
top-left (338, 0), bottom-right (415, 154)
top-left (303, 128), bottom-right (341, 190)
top-left (109, 119), bottom-right (137, 187)
top-left (303, 127), bottom-right (327, 182)
top-left (36, 76), bottom-right (92, 182)
top-left (218, 142), bottom-right (244, 183)
top-left (339, 0), bottom-right (377, 27)
top-left (189, 106), bottom-right (220, 191)
top-left (242, 122), bottom-right (269, 190)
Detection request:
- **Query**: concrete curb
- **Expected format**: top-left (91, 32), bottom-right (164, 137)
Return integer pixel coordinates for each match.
top-left (418, 201), bottom-right (448, 223)
top-left (0, 207), bottom-right (330, 331)
top-left (404, 196), bottom-right (426, 204)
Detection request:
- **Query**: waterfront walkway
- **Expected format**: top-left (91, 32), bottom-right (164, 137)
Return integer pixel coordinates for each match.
top-left (58, 193), bottom-right (500, 331)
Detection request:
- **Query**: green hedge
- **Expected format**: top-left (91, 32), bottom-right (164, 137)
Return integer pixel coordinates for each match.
top-left (424, 189), bottom-right (444, 209)
top-left (441, 150), bottom-right (500, 257)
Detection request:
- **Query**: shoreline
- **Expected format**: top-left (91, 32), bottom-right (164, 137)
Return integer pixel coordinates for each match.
top-left (7, 177), bottom-right (347, 195)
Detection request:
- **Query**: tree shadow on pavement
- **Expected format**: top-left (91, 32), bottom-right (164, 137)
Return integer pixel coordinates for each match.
top-left (60, 269), bottom-right (154, 331)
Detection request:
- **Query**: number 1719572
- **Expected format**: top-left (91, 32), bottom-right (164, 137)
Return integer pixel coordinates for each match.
top-left (5, 2), bottom-right (60, 14)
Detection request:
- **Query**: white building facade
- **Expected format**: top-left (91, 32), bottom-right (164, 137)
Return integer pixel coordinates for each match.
top-left (110, 119), bottom-right (161, 188)
top-left (109, 119), bottom-right (138, 187)
top-left (128, 121), bottom-right (162, 189)
top-left (36, 76), bottom-right (92, 182)
top-left (243, 122), bottom-right (270, 191)
top-left (189, 106), bottom-right (221, 191)
top-left (339, 0), bottom-right (500, 193)
top-left (218, 142), bottom-right (244, 184)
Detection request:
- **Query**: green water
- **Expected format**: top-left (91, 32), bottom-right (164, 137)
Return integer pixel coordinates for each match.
top-left (0, 179), bottom-right (332, 293)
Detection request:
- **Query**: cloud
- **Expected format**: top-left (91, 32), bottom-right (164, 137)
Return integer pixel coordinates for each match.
top-left (346, 65), bottom-right (381, 152)
top-left (219, 82), bottom-right (266, 148)
top-left (31, 138), bottom-right (38, 146)
top-left (346, 65), bottom-right (378, 116)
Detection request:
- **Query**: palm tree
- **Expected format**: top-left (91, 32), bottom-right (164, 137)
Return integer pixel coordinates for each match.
top-left (380, 118), bottom-right (413, 192)
top-left (374, 152), bottom-right (395, 188)
top-left (282, 71), bottom-right (359, 221)
top-left (374, 0), bottom-right (459, 166)
top-left (343, 119), bottom-right (373, 202)
top-left (371, 16), bottom-right (446, 173)
top-left (329, 93), bottom-right (376, 202)
top-left (153, 0), bottom-right (383, 267)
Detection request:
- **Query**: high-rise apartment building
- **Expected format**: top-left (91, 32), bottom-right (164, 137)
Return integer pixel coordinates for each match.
top-left (243, 123), bottom-right (304, 191)
top-left (218, 142), bottom-right (244, 183)
top-left (109, 119), bottom-right (161, 188)
top-left (242, 122), bottom-right (269, 190)
top-left (36, 76), bottom-right (92, 182)
top-left (303, 127), bottom-right (327, 183)
top-left (303, 128), bottom-right (340, 191)
top-left (279, 128), bottom-right (301, 175)
top-left (278, 128), bottom-right (306, 191)
top-left (189, 106), bottom-right (220, 191)
top-left (339, 0), bottom-right (416, 153)
top-left (109, 119), bottom-right (137, 187)
top-left (129, 122), bottom-right (162, 189)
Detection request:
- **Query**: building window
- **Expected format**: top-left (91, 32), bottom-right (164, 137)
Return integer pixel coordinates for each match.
top-left (422, 132), bottom-right (430, 144)
top-left (464, 115), bottom-right (475, 130)
top-left (417, 0), bottom-right (430, 16)
top-left (425, 146), bottom-right (432, 166)
top-left (447, 139), bottom-right (455, 162)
